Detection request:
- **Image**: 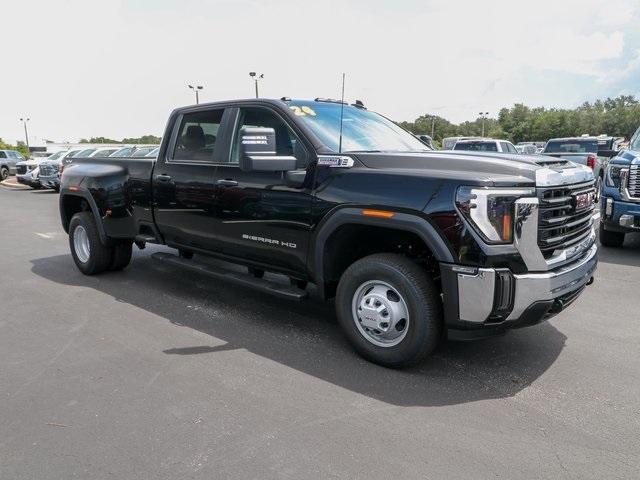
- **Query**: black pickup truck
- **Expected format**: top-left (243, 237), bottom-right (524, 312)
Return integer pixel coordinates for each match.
top-left (59, 98), bottom-right (598, 367)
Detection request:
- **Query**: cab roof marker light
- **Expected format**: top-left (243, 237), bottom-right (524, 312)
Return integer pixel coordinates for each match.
top-left (361, 209), bottom-right (395, 219)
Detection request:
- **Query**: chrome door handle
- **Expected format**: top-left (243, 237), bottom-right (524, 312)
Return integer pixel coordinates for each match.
top-left (217, 179), bottom-right (238, 186)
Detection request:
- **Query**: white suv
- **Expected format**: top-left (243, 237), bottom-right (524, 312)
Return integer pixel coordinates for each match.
top-left (452, 138), bottom-right (520, 154)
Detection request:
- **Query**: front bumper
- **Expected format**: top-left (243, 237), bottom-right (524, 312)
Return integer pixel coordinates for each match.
top-left (601, 195), bottom-right (640, 233)
top-left (16, 174), bottom-right (41, 188)
top-left (441, 243), bottom-right (597, 334)
top-left (39, 175), bottom-right (61, 189)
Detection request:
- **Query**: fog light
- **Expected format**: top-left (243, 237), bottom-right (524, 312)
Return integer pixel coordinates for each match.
top-left (620, 215), bottom-right (635, 228)
top-left (605, 198), bottom-right (613, 217)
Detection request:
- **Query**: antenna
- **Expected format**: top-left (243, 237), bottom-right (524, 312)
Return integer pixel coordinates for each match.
top-left (338, 73), bottom-right (345, 154)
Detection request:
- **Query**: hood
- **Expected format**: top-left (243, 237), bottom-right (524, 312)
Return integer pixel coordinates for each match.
top-left (354, 151), bottom-right (579, 186)
top-left (17, 158), bottom-right (49, 166)
top-left (612, 149), bottom-right (640, 165)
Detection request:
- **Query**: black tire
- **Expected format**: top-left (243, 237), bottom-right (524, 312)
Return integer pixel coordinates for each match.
top-left (599, 221), bottom-right (625, 248)
top-left (0, 167), bottom-right (9, 181)
top-left (53, 186), bottom-right (60, 193)
top-left (109, 241), bottom-right (133, 271)
top-left (178, 249), bottom-right (194, 260)
top-left (69, 212), bottom-right (113, 275)
top-left (335, 253), bottom-right (442, 368)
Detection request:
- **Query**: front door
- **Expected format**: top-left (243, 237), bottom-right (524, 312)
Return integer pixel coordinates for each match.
top-left (153, 106), bottom-right (231, 252)
top-left (210, 106), bottom-right (315, 275)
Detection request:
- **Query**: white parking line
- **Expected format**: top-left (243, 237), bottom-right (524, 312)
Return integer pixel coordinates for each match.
top-left (34, 232), bottom-right (56, 239)
top-left (592, 212), bottom-right (601, 221)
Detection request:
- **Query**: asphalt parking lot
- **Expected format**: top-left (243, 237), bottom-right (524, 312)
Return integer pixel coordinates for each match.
top-left (1, 185), bottom-right (639, 480)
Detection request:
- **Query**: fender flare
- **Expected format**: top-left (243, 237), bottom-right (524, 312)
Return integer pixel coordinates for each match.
top-left (310, 207), bottom-right (456, 290)
top-left (59, 188), bottom-right (109, 244)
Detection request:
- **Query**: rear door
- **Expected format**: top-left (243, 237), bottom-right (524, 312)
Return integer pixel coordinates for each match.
top-left (208, 105), bottom-right (315, 275)
top-left (153, 106), bottom-right (233, 252)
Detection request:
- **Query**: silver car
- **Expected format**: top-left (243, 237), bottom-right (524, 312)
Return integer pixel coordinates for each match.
top-left (0, 149), bottom-right (27, 180)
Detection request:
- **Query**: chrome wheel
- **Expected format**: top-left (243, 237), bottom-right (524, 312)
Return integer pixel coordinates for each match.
top-left (73, 225), bottom-right (91, 263)
top-left (352, 280), bottom-right (410, 347)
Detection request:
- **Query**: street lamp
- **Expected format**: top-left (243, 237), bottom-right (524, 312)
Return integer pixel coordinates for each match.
top-left (187, 84), bottom-right (204, 104)
top-left (479, 112), bottom-right (489, 137)
top-left (19, 117), bottom-right (30, 150)
top-left (249, 72), bottom-right (264, 98)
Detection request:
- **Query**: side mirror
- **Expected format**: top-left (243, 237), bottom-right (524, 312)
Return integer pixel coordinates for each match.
top-left (239, 126), bottom-right (297, 172)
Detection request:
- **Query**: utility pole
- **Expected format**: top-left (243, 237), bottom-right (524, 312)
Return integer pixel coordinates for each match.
top-left (249, 72), bottom-right (264, 98)
top-left (19, 117), bottom-right (30, 150)
top-left (187, 84), bottom-right (204, 104)
top-left (479, 112), bottom-right (489, 137)
top-left (431, 116), bottom-right (435, 139)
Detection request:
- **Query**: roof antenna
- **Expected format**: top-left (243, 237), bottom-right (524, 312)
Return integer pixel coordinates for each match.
top-left (338, 73), bottom-right (345, 154)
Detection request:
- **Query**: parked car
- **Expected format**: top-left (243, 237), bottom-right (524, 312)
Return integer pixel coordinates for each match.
top-left (0, 149), bottom-right (26, 180)
top-left (540, 137), bottom-right (620, 196)
top-left (145, 147), bottom-right (160, 157)
top-left (599, 127), bottom-right (640, 247)
top-left (58, 97), bottom-right (597, 368)
top-left (442, 136), bottom-right (480, 150)
top-left (38, 150), bottom-right (82, 191)
top-left (131, 146), bottom-right (159, 157)
top-left (452, 138), bottom-right (519, 154)
top-left (15, 155), bottom-right (54, 189)
top-left (87, 147), bottom-right (120, 158)
top-left (516, 144), bottom-right (538, 155)
top-left (109, 146), bottom-right (136, 157)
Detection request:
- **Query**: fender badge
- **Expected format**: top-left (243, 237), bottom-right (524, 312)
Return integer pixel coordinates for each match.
top-left (317, 155), bottom-right (354, 168)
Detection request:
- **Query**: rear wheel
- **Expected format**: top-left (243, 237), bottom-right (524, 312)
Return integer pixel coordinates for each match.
top-left (0, 167), bottom-right (9, 181)
top-left (599, 221), bottom-right (625, 248)
top-left (335, 253), bottom-right (442, 368)
top-left (69, 212), bottom-right (113, 275)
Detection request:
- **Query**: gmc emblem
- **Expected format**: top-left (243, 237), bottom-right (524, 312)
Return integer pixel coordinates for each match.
top-left (574, 191), bottom-right (595, 210)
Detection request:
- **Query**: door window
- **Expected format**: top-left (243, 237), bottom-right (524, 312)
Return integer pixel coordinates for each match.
top-left (0, 152), bottom-right (6, 158)
top-left (229, 107), bottom-right (309, 167)
top-left (172, 109), bottom-right (224, 162)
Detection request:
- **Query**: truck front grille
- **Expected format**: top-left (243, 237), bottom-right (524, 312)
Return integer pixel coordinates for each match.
top-left (16, 165), bottom-right (27, 175)
top-left (628, 165), bottom-right (640, 198)
top-left (537, 181), bottom-right (595, 258)
top-left (39, 163), bottom-right (57, 176)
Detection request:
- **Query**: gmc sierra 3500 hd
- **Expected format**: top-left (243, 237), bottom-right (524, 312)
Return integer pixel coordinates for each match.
top-left (59, 98), bottom-right (598, 368)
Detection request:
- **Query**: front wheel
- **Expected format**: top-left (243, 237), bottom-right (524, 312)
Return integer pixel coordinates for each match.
top-left (69, 212), bottom-right (113, 275)
top-left (0, 167), bottom-right (9, 181)
top-left (335, 253), bottom-right (442, 368)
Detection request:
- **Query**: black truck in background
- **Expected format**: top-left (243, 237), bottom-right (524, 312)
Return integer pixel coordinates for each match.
top-left (59, 98), bottom-right (598, 367)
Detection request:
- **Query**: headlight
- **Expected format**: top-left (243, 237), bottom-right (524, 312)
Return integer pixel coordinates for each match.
top-left (456, 186), bottom-right (535, 244)
top-left (605, 164), bottom-right (627, 188)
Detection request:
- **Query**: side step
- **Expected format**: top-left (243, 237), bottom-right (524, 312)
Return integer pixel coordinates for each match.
top-left (151, 252), bottom-right (308, 301)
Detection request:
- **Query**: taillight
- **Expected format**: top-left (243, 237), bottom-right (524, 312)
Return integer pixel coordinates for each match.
top-left (587, 154), bottom-right (596, 169)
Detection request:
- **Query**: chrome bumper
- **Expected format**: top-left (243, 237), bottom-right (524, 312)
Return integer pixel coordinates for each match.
top-left (455, 243), bottom-right (597, 325)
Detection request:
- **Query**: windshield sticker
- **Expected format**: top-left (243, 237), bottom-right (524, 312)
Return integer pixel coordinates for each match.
top-left (289, 106), bottom-right (316, 116)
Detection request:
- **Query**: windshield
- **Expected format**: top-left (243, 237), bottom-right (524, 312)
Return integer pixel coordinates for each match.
top-left (630, 127), bottom-right (640, 151)
top-left (454, 141), bottom-right (498, 152)
top-left (46, 151), bottom-right (67, 161)
top-left (285, 100), bottom-right (429, 153)
top-left (544, 140), bottom-right (597, 154)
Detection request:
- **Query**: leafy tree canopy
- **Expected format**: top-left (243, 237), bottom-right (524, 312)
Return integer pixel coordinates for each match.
top-left (399, 95), bottom-right (640, 144)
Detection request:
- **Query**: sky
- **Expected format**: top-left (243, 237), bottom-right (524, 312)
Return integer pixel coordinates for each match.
top-left (2, 0), bottom-right (640, 145)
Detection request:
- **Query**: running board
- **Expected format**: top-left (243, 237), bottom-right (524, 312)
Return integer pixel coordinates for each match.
top-left (151, 252), bottom-right (308, 301)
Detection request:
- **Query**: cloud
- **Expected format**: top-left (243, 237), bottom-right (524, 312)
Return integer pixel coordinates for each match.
top-left (0, 0), bottom-right (639, 142)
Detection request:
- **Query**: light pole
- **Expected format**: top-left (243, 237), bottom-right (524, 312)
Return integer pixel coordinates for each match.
top-left (249, 72), bottom-right (264, 98)
top-left (188, 84), bottom-right (203, 104)
top-left (430, 116), bottom-right (435, 139)
top-left (19, 117), bottom-right (30, 150)
top-left (479, 112), bottom-right (489, 137)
